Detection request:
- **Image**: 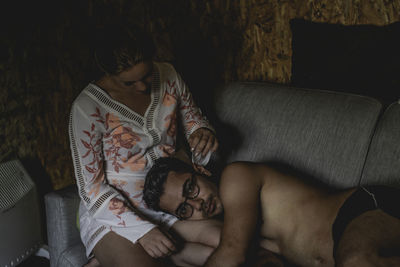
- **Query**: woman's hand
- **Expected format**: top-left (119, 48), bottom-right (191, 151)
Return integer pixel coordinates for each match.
top-left (138, 227), bottom-right (177, 258)
top-left (189, 128), bottom-right (218, 157)
top-left (193, 164), bottom-right (212, 176)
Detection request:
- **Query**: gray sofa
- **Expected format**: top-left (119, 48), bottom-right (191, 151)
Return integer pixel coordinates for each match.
top-left (45, 82), bottom-right (400, 267)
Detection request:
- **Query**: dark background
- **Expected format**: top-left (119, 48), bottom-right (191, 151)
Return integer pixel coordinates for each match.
top-left (1, 0), bottom-right (399, 191)
top-left (1, 2), bottom-right (399, 265)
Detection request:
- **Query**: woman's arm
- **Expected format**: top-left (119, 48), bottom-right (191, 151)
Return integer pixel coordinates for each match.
top-left (70, 103), bottom-right (123, 223)
top-left (173, 67), bottom-right (218, 159)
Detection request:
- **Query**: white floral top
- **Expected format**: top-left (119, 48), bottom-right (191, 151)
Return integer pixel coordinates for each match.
top-left (69, 62), bottom-right (214, 256)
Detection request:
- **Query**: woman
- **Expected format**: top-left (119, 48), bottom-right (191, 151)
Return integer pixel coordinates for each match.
top-left (69, 25), bottom-right (219, 267)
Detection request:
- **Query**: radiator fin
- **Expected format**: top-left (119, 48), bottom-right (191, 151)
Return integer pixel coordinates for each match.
top-left (0, 160), bottom-right (34, 212)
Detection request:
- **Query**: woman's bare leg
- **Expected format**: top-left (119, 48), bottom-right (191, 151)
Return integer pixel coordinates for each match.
top-left (83, 257), bottom-right (100, 267)
top-left (93, 231), bottom-right (166, 267)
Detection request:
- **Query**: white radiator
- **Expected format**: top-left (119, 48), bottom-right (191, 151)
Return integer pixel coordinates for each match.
top-left (0, 160), bottom-right (43, 267)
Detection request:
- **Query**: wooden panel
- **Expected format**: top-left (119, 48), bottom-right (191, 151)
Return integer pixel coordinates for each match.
top-left (1, 0), bottom-right (399, 189)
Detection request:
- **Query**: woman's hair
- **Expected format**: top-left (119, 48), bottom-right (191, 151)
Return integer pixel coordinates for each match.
top-left (143, 157), bottom-right (194, 211)
top-left (94, 24), bottom-right (155, 75)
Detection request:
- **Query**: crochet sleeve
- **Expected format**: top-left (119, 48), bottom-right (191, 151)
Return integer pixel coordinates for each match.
top-left (174, 71), bottom-right (215, 140)
top-left (69, 102), bottom-right (157, 232)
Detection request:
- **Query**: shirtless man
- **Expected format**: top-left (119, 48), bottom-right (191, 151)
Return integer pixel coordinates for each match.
top-left (143, 157), bottom-right (400, 267)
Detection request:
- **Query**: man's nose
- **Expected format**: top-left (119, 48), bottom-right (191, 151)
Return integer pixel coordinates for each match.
top-left (187, 198), bottom-right (204, 211)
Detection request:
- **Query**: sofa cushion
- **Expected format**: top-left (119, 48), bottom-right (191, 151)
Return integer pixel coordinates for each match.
top-left (361, 101), bottom-right (400, 187)
top-left (57, 243), bottom-right (87, 267)
top-left (45, 185), bottom-right (83, 267)
top-left (214, 82), bottom-right (382, 188)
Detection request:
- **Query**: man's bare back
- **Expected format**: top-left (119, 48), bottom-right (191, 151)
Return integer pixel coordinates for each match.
top-left (254, 164), bottom-right (354, 266)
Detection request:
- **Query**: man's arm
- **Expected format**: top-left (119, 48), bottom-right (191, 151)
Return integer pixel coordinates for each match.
top-left (205, 162), bottom-right (263, 267)
top-left (169, 219), bottom-right (222, 266)
top-left (171, 219), bottom-right (222, 248)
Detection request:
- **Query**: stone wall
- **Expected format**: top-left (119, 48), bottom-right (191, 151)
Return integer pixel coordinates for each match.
top-left (1, 0), bottom-right (399, 189)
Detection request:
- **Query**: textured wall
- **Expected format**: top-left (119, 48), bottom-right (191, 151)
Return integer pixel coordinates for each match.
top-left (1, 0), bottom-right (399, 190)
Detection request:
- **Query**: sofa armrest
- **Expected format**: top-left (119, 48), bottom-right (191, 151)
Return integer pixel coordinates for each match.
top-left (45, 185), bottom-right (83, 267)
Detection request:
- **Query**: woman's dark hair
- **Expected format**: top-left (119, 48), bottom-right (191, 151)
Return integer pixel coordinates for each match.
top-left (94, 24), bottom-right (155, 75)
top-left (144, 157), bottom-right (194, 211)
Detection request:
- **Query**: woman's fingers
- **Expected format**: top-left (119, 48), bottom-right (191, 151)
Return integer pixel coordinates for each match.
top-left (189, 128), bottom-right (219, 157)
top-left (202, 135), bottom-right (215, 156)
top-left (211, 138), bottom-right (219, 152)
top-left (189, 135), bottom-right (199, 151)
top-left (195, 135), bottom-right (210, 156)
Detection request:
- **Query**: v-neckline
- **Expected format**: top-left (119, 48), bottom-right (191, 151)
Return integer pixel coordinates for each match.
top-left (90, 83), bottom-right (154, 120)
top-left (86, 64), bottom-right (161, 128)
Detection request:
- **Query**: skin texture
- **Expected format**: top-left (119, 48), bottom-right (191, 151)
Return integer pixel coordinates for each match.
top-left (158, 161), bottom-right (400, 267)
top-left (93, 231), bottom-right (166, 267)
top-left (189, 128), bottom-right (218, 157)
top-left (159, 171), bottom-right (223, 220)
top-left (91, 62), bottom-right (220, 266)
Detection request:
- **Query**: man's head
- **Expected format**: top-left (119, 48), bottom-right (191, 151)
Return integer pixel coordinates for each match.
top-left (144, 157), bottom-right (223, 220)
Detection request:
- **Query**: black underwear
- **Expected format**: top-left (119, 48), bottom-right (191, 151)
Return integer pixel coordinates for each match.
top-left (332, 185), bottom-right (400, 257)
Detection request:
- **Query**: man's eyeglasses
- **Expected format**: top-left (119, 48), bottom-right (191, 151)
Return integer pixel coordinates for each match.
top-left (175, 173), bottom-right (200, 220)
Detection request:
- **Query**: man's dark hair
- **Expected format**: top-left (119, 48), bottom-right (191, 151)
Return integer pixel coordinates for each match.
top-left (94, 24), bottom-right (155, 75)
top-left (144, 157), bottom-right (194, 211)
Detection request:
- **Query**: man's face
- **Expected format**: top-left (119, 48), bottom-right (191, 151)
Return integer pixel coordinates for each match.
top-left (159, 171), bottom-right (223, 220)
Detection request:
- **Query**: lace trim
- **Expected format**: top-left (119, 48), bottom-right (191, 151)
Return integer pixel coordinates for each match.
top-left (87, 226), bottom-right (107, 248)
top-left (69, 111), bottom-right (90, 204)
top-left (86, 86), bottom-right (144, 126)
top-left (89, 190), bottom-right (116, 216)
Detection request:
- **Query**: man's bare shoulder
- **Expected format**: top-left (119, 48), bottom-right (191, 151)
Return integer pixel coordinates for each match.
top-left (219, 162), bottom-right (301, 200)
top-left (221, 161), bottom-right (275, 183)
top-left (219, 162), bottom-right (268, 198)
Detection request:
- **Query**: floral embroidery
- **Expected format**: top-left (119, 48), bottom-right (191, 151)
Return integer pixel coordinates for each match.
top-left (163, 79), bottom-right (203, 133)
top-left (179, 88), bottom-right (202, 132)
top-left (110, 179), bottom-right (129, 199)
top-left (121, 150), bottom-right (147, 172)
top-left (81, 121), bottom-right (104, 198)
top-left (106, 113), bottom-right (122, 130)
top-left (164, 109), bottom-right (177, 137)
top-left (159, 144), bottom-right (175, 157)
top-left (109, 179), bottom-right (143, 221)
top-left (90, 108), bottom-right (141, 173)
top-left (108, 198), bottom-right (129, 227)
top-left (162, 80), bottom-right (178, 106)
top-left (129, 180), bottom-right (145, 208)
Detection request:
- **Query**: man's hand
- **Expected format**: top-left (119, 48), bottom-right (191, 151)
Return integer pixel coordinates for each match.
top-left (138, 227), bottom-right (177, 258)
top-left (189, 128), bottom-right (218, 157)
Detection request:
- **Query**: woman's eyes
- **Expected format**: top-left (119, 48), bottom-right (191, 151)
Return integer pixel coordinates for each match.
top-left (123, 81), bottom-right (134, 86)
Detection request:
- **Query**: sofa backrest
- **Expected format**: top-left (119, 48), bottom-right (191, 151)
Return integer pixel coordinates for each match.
top-left (213, 82), bottom-right (382, 188)
top-left (361, 101), bottom-right (400, 188)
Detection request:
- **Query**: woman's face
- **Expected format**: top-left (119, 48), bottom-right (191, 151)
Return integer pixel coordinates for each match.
top-left (112, 61), bottom-right (153, 93)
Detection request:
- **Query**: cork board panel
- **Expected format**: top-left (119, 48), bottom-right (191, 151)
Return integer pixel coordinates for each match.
top-left (1, 0), bottom-right (399, 189)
